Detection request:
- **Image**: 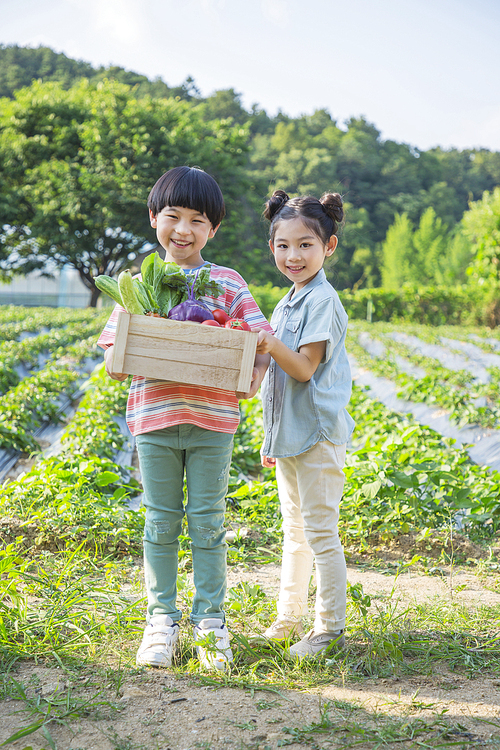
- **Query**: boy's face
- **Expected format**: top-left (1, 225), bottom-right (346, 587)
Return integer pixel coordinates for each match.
top-left (149, 205), bottom-right (219, 268)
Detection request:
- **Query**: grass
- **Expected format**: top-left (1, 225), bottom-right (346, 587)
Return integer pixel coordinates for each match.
top-left (1, 320), bottom-right (500, 748)
top-left (274, 698), bottom-right (495, 749)
top-left (2, 559), bottom-right (499, 747)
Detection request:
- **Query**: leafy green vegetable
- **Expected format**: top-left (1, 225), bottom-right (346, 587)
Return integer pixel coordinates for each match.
top-left (187, 265), bottom-right (224, 300)
top-left (95, 252), bottom-right (224, 317)
top-left (132, 278), bottom-right (152, 312)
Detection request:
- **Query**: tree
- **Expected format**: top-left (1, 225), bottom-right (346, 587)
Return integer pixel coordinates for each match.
top-left (0, 79), bottom-right (249, 304)
top-left (380, 207), bottom-right (472, 288)
top-left (463, 187), bottom-right (500, 286)
top-left (199, 88), bottom-right (249, 125)
top-left (381, 213), bottom-right (414, 289)
top-left (413, 207), bottom-right (448, 284)
top-left (443, 228), bottom-right (474, 284)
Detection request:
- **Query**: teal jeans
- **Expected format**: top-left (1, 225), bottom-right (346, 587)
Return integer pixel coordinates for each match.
top-left (136, 424), bottom-right (234, 625)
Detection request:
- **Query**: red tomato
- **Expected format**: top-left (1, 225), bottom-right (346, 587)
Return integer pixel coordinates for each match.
top-left (224, 318), bottom-right (251, 331)
top-left (213, 309), bottom-right (231, 325)
top-left (201, 319), bottom-right (221, 327)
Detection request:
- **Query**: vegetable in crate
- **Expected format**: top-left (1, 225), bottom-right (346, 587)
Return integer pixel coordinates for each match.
top-left (168, 268), bottom-right (215, 323)
top-left (225, 318), bottom-right (251, 331)
top-left (94, 252), bottom-right (224, 318)
top-left (94, 275), bottom-right (123, 307)
top-left (213, 309), bottom-right (231, 325)
top-left (118, 271), bottom-right (146, 315)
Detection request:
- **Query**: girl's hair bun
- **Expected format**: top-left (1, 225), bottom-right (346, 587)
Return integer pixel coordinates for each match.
top-left (320, 192), bottom-right (344, 224)
top-left (264, 189), bottom-right (290, 221)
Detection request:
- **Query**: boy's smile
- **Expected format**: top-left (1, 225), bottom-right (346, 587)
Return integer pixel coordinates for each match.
top-left (149, 205), bottom-right (219, 268)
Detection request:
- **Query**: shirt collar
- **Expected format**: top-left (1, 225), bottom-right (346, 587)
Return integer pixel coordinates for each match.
top-left (281, 269), bottom-right (328, 308)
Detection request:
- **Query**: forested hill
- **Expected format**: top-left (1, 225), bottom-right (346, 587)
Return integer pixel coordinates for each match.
top-left (0, 44), bottom-right (198, 101)
top-left (1, 44), bottom-right (500, 291)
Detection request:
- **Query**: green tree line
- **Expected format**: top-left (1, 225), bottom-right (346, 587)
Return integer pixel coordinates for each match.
top-left (0, 44), bottom-right (499, 304)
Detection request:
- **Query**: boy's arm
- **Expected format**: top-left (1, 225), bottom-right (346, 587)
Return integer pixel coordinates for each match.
top-left (236, 352), bottom-right (270, 400)
top-left (256, 331), bottom-right (326, 382)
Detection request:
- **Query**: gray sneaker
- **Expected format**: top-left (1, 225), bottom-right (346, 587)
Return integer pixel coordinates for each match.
top-left (264, 617), bottom-right (304, 641)
top-left (288, 629), bottom-right (345, 659)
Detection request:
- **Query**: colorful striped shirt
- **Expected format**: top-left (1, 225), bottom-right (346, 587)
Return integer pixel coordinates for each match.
top-left (97, 264), bottom-right (272, 436)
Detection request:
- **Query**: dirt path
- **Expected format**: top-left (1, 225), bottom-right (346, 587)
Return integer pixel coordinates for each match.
top-left (1, 563), bottom-right (500, 750)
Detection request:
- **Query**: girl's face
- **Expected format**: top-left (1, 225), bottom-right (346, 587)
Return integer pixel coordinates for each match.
top-left (269, 217), bottom-right (337, 291)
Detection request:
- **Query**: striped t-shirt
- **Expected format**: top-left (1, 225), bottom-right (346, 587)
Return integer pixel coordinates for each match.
top-left (97, 263), bottom-right (273, 436)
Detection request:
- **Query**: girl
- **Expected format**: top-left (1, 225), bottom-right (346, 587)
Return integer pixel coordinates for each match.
top-left (256, 189), bottom-right (355, 659)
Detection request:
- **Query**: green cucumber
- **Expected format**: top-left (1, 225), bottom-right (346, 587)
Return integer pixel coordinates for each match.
top-left (94, 275), bottom-right (123, 307)
top-left (118, 271), bottom-right (145, 315)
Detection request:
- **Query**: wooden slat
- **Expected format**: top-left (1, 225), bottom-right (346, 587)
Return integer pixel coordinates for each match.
top-left (236, 332), bottom-right (259, 392)
top-left (126, 333), bottom-right (242, 370)
top-left (123, 353), bottom-right (239, 390)
top-left (128, 315), bottom-right (247, 349)
top-left (112, 312), bottom-right (131, 374)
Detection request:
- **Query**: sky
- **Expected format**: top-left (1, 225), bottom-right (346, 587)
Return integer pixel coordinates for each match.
top-left (1, 0), bottom-right (500, 152)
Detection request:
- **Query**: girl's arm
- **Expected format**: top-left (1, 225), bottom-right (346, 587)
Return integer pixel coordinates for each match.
top-left (256, 330), bottom-right (326, 382)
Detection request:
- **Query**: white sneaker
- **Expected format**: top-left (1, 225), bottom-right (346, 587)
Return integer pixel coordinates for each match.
top-left (264, 616), bottom-right (304, 641)
top-left (193, 618), bottom-right (233, 671)
top-left (136, 614), bottom-right (180, 668)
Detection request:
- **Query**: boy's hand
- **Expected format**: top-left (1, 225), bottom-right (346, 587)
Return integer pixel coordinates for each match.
top-left (235, 366), bottom-right (260, 400)
top-left (104, 346), bottom-right (128, 381)
top-left (235, 350), bottom-right (271, 400)
top-left (262, 455), bottom-right (276, 468)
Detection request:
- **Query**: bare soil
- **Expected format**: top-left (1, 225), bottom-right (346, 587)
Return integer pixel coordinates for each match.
top-left (1, 561), bottom-right (500, 750)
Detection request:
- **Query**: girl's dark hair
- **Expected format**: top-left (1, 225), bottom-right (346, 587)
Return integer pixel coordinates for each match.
top-left (148, 166), bottom-right (225, 228)
top-left (264, 189), bottom-right (344, 244)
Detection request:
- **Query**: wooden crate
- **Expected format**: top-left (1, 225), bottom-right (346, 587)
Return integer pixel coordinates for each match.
top-left (111, 312), bottom-right (258, 392)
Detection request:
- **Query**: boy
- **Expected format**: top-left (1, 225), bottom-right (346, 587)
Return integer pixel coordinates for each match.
top-left (98, 166), bottom-right (271, 670)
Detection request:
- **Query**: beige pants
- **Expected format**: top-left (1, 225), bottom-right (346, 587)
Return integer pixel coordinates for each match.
top-left (275, 441), bottom-right (347, 633)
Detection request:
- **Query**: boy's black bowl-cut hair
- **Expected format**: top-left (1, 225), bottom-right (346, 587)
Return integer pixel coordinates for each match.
top-left (148, 166), bottom-right (225, 228)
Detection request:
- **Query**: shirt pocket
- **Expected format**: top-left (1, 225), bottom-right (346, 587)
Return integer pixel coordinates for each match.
top-left (283, 318), bottom-right (301, 348)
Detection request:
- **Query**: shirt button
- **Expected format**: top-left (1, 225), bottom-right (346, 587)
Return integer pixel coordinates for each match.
top-left (268, 427), bottom-right (272, 433)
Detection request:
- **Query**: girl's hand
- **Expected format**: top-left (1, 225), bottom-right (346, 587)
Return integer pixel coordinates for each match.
top-left (256, 329), bottom-right (276, 355)
top-left (261, 455), bottom-right (276, 468)
top-left (104, 346), bottom-right (128, 382)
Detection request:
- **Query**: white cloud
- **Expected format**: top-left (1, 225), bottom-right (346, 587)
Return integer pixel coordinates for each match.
top-left (69, 0), bottom-right (146, 45)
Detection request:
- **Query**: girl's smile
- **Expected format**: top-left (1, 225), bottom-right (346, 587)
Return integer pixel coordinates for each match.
top-left (270, 217), bottom-right (337, 291)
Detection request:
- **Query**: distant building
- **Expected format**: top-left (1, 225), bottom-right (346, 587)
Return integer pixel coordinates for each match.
top-left (0, 266), bottom-right (92, 307)
top-left (0, 247), bottom-right (160, 308)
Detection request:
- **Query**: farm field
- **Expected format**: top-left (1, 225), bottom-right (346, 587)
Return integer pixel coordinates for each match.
top-left (1, 308), bottom-right (500, 749)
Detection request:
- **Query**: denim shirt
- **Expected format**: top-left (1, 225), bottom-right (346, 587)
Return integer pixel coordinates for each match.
top-left (261, 269), bottom-right (355, 458)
